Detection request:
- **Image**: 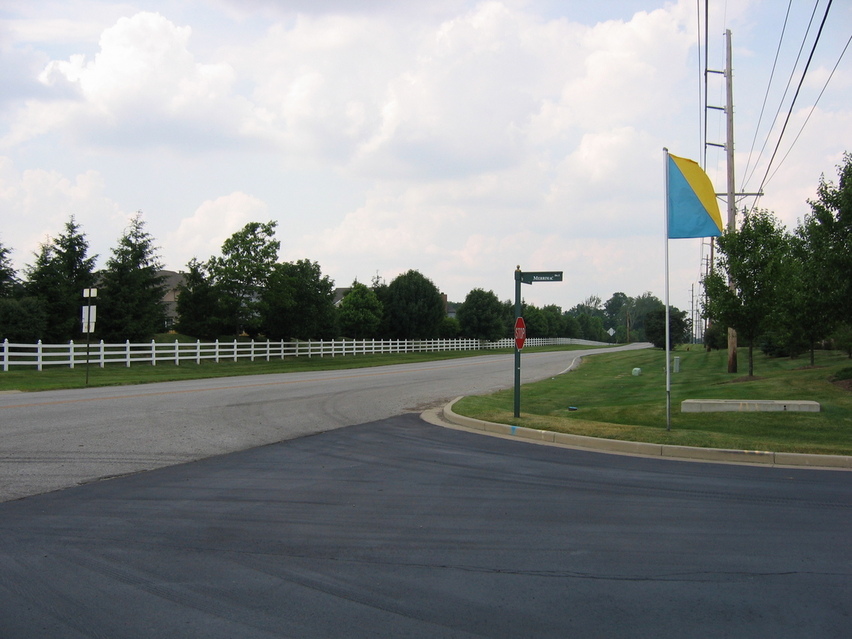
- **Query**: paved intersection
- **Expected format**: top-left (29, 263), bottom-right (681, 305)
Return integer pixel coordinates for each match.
top-left (1, 414), bottom-right (850, 637)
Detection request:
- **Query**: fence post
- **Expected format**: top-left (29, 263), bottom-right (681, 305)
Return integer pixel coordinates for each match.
top-left (69, 340), bottom-right (75, 369)
top-left (215, 339), bottom-right (220, 363)
top-left (2, 338), bottom-right (8, 372)
top-left (151, 340), bottom-right (156, 366)
top-left (99, 340), bottom-right (105, 368)
top-left (37, 340), bottom-right (43, 371)
top-left (233, 339), bottom-right (238, 362)
top-left (125, 340), bottom-right (131, 367)
top-left (196, 340), bottom-right (201, 365)
top-left (175, 340), bottom-right (180, 366)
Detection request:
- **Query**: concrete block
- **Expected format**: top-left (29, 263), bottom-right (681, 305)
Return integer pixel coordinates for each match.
top-left (681, 399), bottom-right (820, 413)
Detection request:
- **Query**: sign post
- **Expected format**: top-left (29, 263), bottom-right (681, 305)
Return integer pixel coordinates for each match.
top-left (513, 267), bottom-right (563, 418)
top-left (82, 288), bottom-right (97, 385)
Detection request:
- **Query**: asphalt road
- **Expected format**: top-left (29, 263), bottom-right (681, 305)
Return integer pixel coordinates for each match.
top-left (0, 344), bottom-right (647, 502)
top-left (1, 414), bottom-right (849, 638)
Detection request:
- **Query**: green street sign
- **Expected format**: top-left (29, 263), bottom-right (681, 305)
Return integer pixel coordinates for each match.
top-left (513, 267), bottom-right (564, 418)
top-left (520, 271), bottom-right (563, 284)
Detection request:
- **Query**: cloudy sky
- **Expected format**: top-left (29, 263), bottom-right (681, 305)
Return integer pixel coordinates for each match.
top-left (1, 0), bottom-right (850, 313)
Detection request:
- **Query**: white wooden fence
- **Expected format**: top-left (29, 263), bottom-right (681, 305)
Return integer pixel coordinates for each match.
top-left (1, 337), bottom-right (605, 371)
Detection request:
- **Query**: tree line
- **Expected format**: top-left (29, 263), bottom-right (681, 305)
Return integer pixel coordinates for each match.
top-left (1, 215), bottom-right (688, 346)
top-left (0, 213), bottom-right (165, 344)
top-left (703, 152), bottom-right (852, 375)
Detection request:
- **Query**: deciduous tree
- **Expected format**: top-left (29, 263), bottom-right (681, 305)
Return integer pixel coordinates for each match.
top-left (457, 288), bottom-right (505, 341)
top-left (382, 270), bottom-right (444, 339)
top-left (208, 221), bottom-right (280, 336)
top-left (261, 259), bottom-right (336, 340)
top-left (703, 210), bottom-right (789, 376)
top-left (808, 152), bottom-right (852, 319)
top-left (523, 305), bottom-right (547, 338)
top-left (645, 307), bottom-right (689, 349)
top-left (338, 282), bottom-right (383, 339)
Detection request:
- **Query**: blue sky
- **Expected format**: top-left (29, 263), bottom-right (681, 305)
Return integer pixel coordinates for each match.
top-left (1, 0), bottom-right (849, 313)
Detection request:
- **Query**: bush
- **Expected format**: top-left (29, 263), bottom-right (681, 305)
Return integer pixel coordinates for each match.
top-left (703, 323), bottom-right (726, 351)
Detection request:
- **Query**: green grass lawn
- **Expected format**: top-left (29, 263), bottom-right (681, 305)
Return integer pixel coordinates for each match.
top-left (453, 348), bottom-right (852, 455)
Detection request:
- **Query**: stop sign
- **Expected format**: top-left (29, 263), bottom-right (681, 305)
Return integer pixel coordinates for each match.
top-left (514, 316), bottom-right (526, 350)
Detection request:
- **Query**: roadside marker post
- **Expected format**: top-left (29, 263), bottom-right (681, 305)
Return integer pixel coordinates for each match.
top-left (82, 288), bottom-right (97, 386)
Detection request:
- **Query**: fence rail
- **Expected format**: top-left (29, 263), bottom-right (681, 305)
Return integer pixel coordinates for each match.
top-left (1, 337), bottom-right (606, 372)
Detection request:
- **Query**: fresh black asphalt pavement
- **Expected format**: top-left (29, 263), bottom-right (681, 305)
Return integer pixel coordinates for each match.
top-left (1, 413), bottom-right (850, 638)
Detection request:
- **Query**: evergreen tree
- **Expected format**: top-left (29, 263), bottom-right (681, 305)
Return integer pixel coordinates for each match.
top-left (25, 217), bottom-right (96, 342)
top-left (98, 213), bottom-right (167, 342)
top-left (175, 259), bottom-right (226, 340)
top-left (0, 241), bottom-right (18, 298)
top-left (0, 297), bottom-right (47, 342)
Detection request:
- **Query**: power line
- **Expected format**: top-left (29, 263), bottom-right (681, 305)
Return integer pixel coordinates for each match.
top-left (742, 0), bottom-right (822, 191)
top-left (752, 0), bottom-right (834, 201)
top-left (741, 0), bottom-right (792, 186)
top-left (763, 32), bottom-right (852, 189)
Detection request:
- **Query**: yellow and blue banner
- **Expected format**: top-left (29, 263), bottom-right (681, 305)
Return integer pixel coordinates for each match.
top-left (666, 153), bottom-right (723, 238)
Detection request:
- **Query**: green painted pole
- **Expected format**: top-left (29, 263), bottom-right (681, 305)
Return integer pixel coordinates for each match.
top-left (514, 266), bottom-right (522, 418)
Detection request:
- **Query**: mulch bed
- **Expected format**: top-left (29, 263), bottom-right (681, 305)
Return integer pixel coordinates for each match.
top-left (833, 378), bottom-right (852, 392)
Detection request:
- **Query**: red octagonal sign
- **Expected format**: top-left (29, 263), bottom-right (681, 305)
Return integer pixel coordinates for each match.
top-left (514, 316), bottom-right (526, 350)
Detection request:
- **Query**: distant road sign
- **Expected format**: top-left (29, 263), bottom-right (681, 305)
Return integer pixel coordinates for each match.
top-left (81, 306), bottom-right (97, 333)
top-left (514, 317), bottom-right (526, 350)
top-left (520, 271), bottom-right (563, 284)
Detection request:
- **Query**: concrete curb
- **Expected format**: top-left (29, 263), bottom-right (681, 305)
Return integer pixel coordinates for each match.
top-left (422, 397), bottom-right (852, 471)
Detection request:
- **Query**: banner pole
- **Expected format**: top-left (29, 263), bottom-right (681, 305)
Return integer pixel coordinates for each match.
top-left (664, 148), bottom-right (672, 431)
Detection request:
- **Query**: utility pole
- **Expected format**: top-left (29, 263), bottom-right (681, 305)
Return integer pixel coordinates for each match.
top-left (723, 28), bottom-right (737, 374)
top-left (690, 283), bottom-right (695, 343)
top-left (707, 29), bottom-right (762, 373)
